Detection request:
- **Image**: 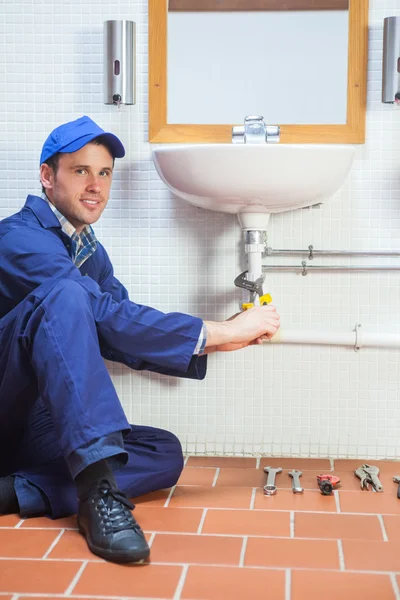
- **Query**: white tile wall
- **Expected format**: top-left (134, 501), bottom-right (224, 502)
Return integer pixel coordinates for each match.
top-left (1, 0), bottom-right (399, 459)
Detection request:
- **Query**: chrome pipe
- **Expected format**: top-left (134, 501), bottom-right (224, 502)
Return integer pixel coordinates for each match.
top-left (265, 247), bottom-right (400, 257)
top-left (262, 265), bottom-right (400, 274)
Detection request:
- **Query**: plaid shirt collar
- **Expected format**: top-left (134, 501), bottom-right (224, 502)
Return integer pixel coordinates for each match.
top-left (43, 195), bottom-right (98, 268)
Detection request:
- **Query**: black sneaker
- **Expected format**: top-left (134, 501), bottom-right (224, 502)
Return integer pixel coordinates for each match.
top-left (78, 479), bottom-right (150, 563)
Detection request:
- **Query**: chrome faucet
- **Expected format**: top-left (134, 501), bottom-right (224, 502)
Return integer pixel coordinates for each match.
top-left (232, 116), bottom-right (280, 144)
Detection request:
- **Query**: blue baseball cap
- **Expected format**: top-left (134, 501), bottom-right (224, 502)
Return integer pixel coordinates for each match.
top-left (40, 115), bottom-right (125, 164)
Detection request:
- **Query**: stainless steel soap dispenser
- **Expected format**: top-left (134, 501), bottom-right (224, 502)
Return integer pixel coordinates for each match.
top-left (104, 20), bottom-right (136, 106)
top-left (382, 16), bottom-right (400, 104)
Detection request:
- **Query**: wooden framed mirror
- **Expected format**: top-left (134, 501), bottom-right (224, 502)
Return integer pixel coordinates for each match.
top-left (149, 0), bottom-right (368, 143)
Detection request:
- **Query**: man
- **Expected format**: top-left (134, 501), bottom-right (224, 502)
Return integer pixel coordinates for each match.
top-left (0, 116), bottom-right (280, 564)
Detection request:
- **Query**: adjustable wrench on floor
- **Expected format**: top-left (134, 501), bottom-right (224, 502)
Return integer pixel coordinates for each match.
top-left (263, 466), bottom-right (282, 496)
top-left (288, 470), bottom-right (304, 494)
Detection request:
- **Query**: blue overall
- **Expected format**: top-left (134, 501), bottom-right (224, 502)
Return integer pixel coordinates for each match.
top-left (0, 196), bottom-right (207, 518)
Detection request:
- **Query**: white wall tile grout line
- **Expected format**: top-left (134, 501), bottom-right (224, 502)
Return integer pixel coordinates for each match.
top-left (172, 564), bottom-right (189, 600)
top-left (42, 529), bottom-right (66, 559)
top-left (377, 514), bottom-right (389, 541)
top-left (64, 561), bottom-right (88, 596)
top-left (337, 540), bottom-right (346, 571)
top-left (239, 537), bottom-right (248, 567)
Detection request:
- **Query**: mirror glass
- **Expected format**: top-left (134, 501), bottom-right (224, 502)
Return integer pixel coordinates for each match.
top-left (167, 4), bottom-right (349, 125)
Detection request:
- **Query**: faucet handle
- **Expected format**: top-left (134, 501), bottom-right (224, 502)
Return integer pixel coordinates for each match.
top-left (244, 115), bottom-right (267, 144)
top-left (232, 116), bottom-right (280, 143)
top-left (265, 125), bottom-right (280, 143)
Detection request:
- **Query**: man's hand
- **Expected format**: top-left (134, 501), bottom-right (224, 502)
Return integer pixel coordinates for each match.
top-left (203, 305), bottom-right (280, 352)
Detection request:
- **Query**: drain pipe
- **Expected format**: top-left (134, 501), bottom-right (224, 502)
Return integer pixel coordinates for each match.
top-left (244, 229), bottom-right (266, 282)
top-left (268, 324), bottom-right (400, 351)
top-left (237, 212), bottom-right (270, 304)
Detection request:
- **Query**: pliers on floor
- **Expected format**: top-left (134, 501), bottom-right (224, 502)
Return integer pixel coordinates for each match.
top-left (354, 464), bottom-right (384, 492)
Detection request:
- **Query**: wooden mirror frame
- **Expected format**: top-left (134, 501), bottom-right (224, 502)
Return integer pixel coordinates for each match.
top-left (149, 0), bottom-right (368, 143)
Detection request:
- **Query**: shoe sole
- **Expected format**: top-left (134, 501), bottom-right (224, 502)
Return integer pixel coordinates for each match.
top-left (78, 525), bottom-right (150, 564)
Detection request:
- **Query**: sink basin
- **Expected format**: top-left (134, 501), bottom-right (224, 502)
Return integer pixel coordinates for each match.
top-left (152, 144), bottom-right (355, 229)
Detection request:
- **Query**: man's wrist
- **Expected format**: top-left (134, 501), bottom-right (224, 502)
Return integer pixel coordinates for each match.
top-left (203, 320), bottom-right (233, 347)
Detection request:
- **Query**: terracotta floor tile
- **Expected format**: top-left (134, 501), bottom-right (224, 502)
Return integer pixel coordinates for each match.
top-left (178, 467), bottom-right (217, 486)
top-left (131, 489), bottom-right (170, 506)
top-left (181, 565), bottom-right (285, 600)
top-left (334, 459), bottom-right (400, 473)
top-left (47, 529), bottom-right (94, 559)
top-left (339, 490), bottom-right (400, 514)
top-left (202, 508), bottom-right (290, 537)
top-left (382, 515), bottom-right (400, 542)
top-left (0, 514), bottom-right (21, 527)
top-left (22, 598), bottom-right (118, 600)
top-left (0, 560), bottom-right (82, 594)
top-left (186, 456), bottom-right (257, 468)
top-left (168, 486), bottom-right (253, 509)
top-left (292, 570), bottom-right (395, 600)
top-left (74, 562), bottom-right (182, 598)
top-left (216, 467), bottom-right (265, 487)
top-left (295, 512), bottom-right (384, 540)
top-left (20, 515), bottom-right (77, 529)
top-left (245, 537), bottom-right (339, 569)
top-left (133, 506), bottom-right (204, 533)
top-left (260, 457), bottom-right (332, 471)
top-left (342, 539), bottom-right (400, 571)
top-left (253, 489), bottom-right (337, 512)
top-left (0, 528), bottom-right (62, 558)
top-left (150, 533), bottom-right (242, 565)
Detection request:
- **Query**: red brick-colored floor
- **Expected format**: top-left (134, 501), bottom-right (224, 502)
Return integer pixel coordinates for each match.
top-left (1, 457), bottom-right (400, 599)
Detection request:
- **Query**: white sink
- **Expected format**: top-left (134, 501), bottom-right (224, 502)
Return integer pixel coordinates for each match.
top-left (152, 144), bottom-right (355, 229)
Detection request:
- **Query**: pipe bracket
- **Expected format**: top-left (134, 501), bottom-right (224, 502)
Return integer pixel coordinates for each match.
top-left (354, 323), bottom-right (362, 352)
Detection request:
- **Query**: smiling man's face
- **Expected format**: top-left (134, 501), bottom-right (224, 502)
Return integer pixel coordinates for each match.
top-left (40, 142), bottom-right (114, 233)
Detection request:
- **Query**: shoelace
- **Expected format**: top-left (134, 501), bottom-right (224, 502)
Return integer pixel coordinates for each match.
top-left (94, 480), bottom-right (142, 535)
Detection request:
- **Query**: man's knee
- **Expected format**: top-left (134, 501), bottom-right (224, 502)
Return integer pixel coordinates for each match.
top-left (159, 430), bottom-right (184, 486)
top-left (31, 277), bottom-right (88, 307)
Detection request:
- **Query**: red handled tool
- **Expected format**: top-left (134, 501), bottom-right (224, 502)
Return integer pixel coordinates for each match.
top-left (316, 474), bottom-right (340, 495)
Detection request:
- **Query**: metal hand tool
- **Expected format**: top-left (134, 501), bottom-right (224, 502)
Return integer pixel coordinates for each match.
top-left (362, 464), bottom-right (383, 492)
top-left (354, 464), bottom-right (384, 492)
top-left (234, 271), bottom-right (272, 309)
top-left (288, 470), bottom-right (304, 494)
top-left (263, 466), bottom-right (282, 496)
top-left (355, 465), bottom-right (370, 490)
top-left (393, 476), bottom-right (400, 499)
